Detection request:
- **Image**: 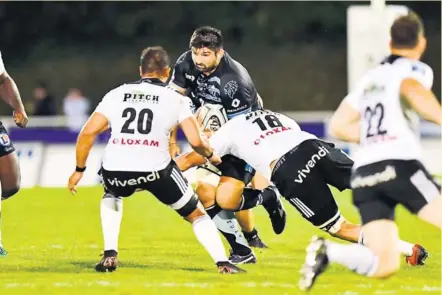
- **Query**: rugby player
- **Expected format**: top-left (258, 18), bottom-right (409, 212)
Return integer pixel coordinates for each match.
top-left (175, 108), bottom-right (428, 272)
top-left (300, 12), bottom-right (441, 290)
top-left (168, 26), bottom-right (285, 263)
top-left (67, 46), bottom-right (244, 274)
top-left (0, 50), bottom-right (28, 256)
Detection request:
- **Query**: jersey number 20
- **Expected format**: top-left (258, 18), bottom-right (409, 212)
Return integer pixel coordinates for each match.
top-left (121, 107), bottom-right (153, 134)
top-left (364, 103), bottom-right (387, 138)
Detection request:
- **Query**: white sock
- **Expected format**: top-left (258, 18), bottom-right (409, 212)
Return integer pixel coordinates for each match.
top-left (326, 241), bottom-right (379, 277)
top-left (398, 240), bottom-right (414, 256)
top-left (100, 196), bottom-right (123, 252)
top-left (192, 215), bottom-right (229, 263)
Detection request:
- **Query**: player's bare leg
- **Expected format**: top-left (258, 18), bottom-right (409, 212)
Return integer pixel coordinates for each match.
top-left (322, 216), bottom-right (428, 266)
top-left (417, 194), bottom-right (442, 229)
top-left (216, 176), bottom-right (286, 235)
top-left (196, 180), bottom-right (255, 264)
top-left (300, 220), bottom-right (401, 291)
top-left (0, 151), bottom-right (21, 256)
top-left (184, 203), bottom-right (245, 274)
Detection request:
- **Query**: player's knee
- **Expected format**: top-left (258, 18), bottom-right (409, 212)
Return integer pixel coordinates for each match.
top-left (216, 192), bottom-right (240, 211)
top-left (318, 214), bottom-right (346, 235)
top-left (195, 182), bottom-right (216, 208)
top-left (184, 202), bottom-right (207, 223)
top-left (1, 185), bottom-right (20, 200)
top-left (216, 177), bottom-right (244, 210)
top-left (372, 256), bottom-right (400, 279)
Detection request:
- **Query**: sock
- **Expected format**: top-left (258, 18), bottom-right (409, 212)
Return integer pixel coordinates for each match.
top-left (100, 194), bottom-right (123, 252)
top-left (213, 210), bottom-right (252, 256)
top-left (243, 228), bottom-right (258, 242)
top-left (326, 241), bottom-right (379, 276)
top-left (238, 187), bottom-right (275, 211)
top-left (192, 215), bottom-right (229, 263)
top-left (398, 240), bottom-right (414, 256)
top-left (205, 203), bottom-right (222, 219)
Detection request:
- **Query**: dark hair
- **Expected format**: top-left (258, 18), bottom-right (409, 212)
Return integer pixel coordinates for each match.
top-left (390, 11), bottom-right (424, 49)
top-left (140, 46), bottom-right (170, 74)
top-left (189, 26), bottom-right (223, 51)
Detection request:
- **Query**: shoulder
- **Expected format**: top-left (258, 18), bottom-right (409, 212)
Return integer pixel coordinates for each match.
top-left (221, 52), bottom-right (254, 89)
top-left (394, 58), bottom-right (433, 89)
top-left (173, 50), bottom-right (193, 69)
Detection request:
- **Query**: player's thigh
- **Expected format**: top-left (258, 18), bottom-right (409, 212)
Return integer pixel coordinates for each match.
top-left (148, 162), bottom-right (200, 218)
top-left (216, 176), bottom-right (245, 210)
top-left (286, 175), bottom-right (341, 231)
top-left (312, 140), bottom-right (353, 191)
top-left (0, 125), bottom-right (20, 198)
top-left (387, 160), bottom-right (441, 215)
top-left (251, 171), bottom-right (270, 190)
top-left (194, 166), bottom-right (219, 207)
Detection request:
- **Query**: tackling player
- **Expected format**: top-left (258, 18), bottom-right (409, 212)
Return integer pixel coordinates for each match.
top-left (300, 12), bottom-right (441, 290)
top-left (176, 109), bottom-right (428, 271)
top-left (67, 46), bottom-right (244, 274)
top-left (0, 50), bottom-right (29, 256)
top-left (168, 26), bottom-right (284, 263)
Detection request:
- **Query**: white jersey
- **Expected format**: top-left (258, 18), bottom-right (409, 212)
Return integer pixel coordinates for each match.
top-left (95, 79), bottom-right (193, 172)
top-left (210, 110), bottom-right (316, 180)
top-left (0, 51), bottom-right (5, 75)
top-left (343, 56), bottom-right (433, 168)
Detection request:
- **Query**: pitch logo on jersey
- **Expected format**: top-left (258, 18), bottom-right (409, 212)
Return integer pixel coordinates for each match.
top-left (224, 80), bottom-right (238, 99)
top-left (0, 133), bottom-right (11, 147)
top-left (350, 165), bottom-right (397, 188)
top-left (107, 172), bottom-right (161, 187)
top-left (294, 146), bottom-right (330, 183)
top-left (123, 92), bottom-right (159, 104)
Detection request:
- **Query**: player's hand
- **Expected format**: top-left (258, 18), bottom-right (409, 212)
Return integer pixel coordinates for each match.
top-left (68, 171), bottom-right (83, 195)
top-left (203, 130), bottom-right (214, 138)
top-left (207, 152), bottom-right (222, 166)
top-left (13, 109), bottom-right (29, 128)
top-left (169, 142), bottom-right (181, 158)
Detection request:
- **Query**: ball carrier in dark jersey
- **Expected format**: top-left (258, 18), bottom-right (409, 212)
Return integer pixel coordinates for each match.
top-left (169, 26), bottom-right (285, 263)
top-left (0, 51), bottom-right (29, 256)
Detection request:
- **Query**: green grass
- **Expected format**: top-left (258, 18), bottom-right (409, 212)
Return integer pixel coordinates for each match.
top-left (0, 186), bottom-right (440, 295)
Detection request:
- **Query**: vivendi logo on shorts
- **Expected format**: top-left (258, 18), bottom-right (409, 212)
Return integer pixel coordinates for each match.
top-left (294, 146), bottom-right (329, 183)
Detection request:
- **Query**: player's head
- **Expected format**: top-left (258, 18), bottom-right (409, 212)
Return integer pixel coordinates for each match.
top-left (390, 11), bottom-right (426, 59)
top-left (139, 46), bottom-right (171, 81)
top-left (189, 26), bottom-right (224, 73)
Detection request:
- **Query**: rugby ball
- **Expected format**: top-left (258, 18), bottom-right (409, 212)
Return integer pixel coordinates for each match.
top-left (196, 104), bottom-right (228, 131)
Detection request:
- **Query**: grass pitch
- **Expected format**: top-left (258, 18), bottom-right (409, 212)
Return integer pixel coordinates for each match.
top-left (0, 186), bottom-right (440, 295)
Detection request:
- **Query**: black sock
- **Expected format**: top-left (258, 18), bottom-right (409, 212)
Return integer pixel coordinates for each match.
top-left (205, 203), bottom-right (222, 219)
top-left (243, 228), bottom-right (258, 242)
top-left (238, 187), bottom-right (275, 211)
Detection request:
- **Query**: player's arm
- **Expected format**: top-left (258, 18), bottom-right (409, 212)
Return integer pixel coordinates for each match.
top-left (0, 66), bottom-right (28, 128)
top-left (328, 100), bottom-right (361, 143)
top-left (223, 77), bottom-right (254, 119)
top-left (401, 78), bottom-right (441, 125)
top-left (75, 112), bottom-right (109, 168)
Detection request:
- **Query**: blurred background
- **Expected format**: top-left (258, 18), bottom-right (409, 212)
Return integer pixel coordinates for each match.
top-left (0, 1), bottom-right (440, 187)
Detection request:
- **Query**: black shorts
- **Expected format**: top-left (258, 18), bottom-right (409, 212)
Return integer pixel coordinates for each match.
top-left (271, 139), bottom-right (353, 228)
top-left (352, 159), bottom-right (441, 225)
top-left (100, 161), bottom-right (199, 217)
top-left (0, 122), bottom-right (15, 157)
top-left (216, 155), bottom-right (256, 185)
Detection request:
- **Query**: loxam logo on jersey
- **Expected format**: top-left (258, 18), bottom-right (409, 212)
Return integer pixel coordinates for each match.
top-left (294, 146), bottom-right (330, 183)
top-left (112, 138), bottom-right (159, 147)
top-left (254, 126), bottom-right (293, 145)
top-left (123, 92), bottom-right (159, 104)
top-left (107, 172), bottom-right (161, 187)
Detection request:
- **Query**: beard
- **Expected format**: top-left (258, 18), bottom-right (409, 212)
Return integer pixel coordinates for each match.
top-left (195, 63), bottom-right (217, 73)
